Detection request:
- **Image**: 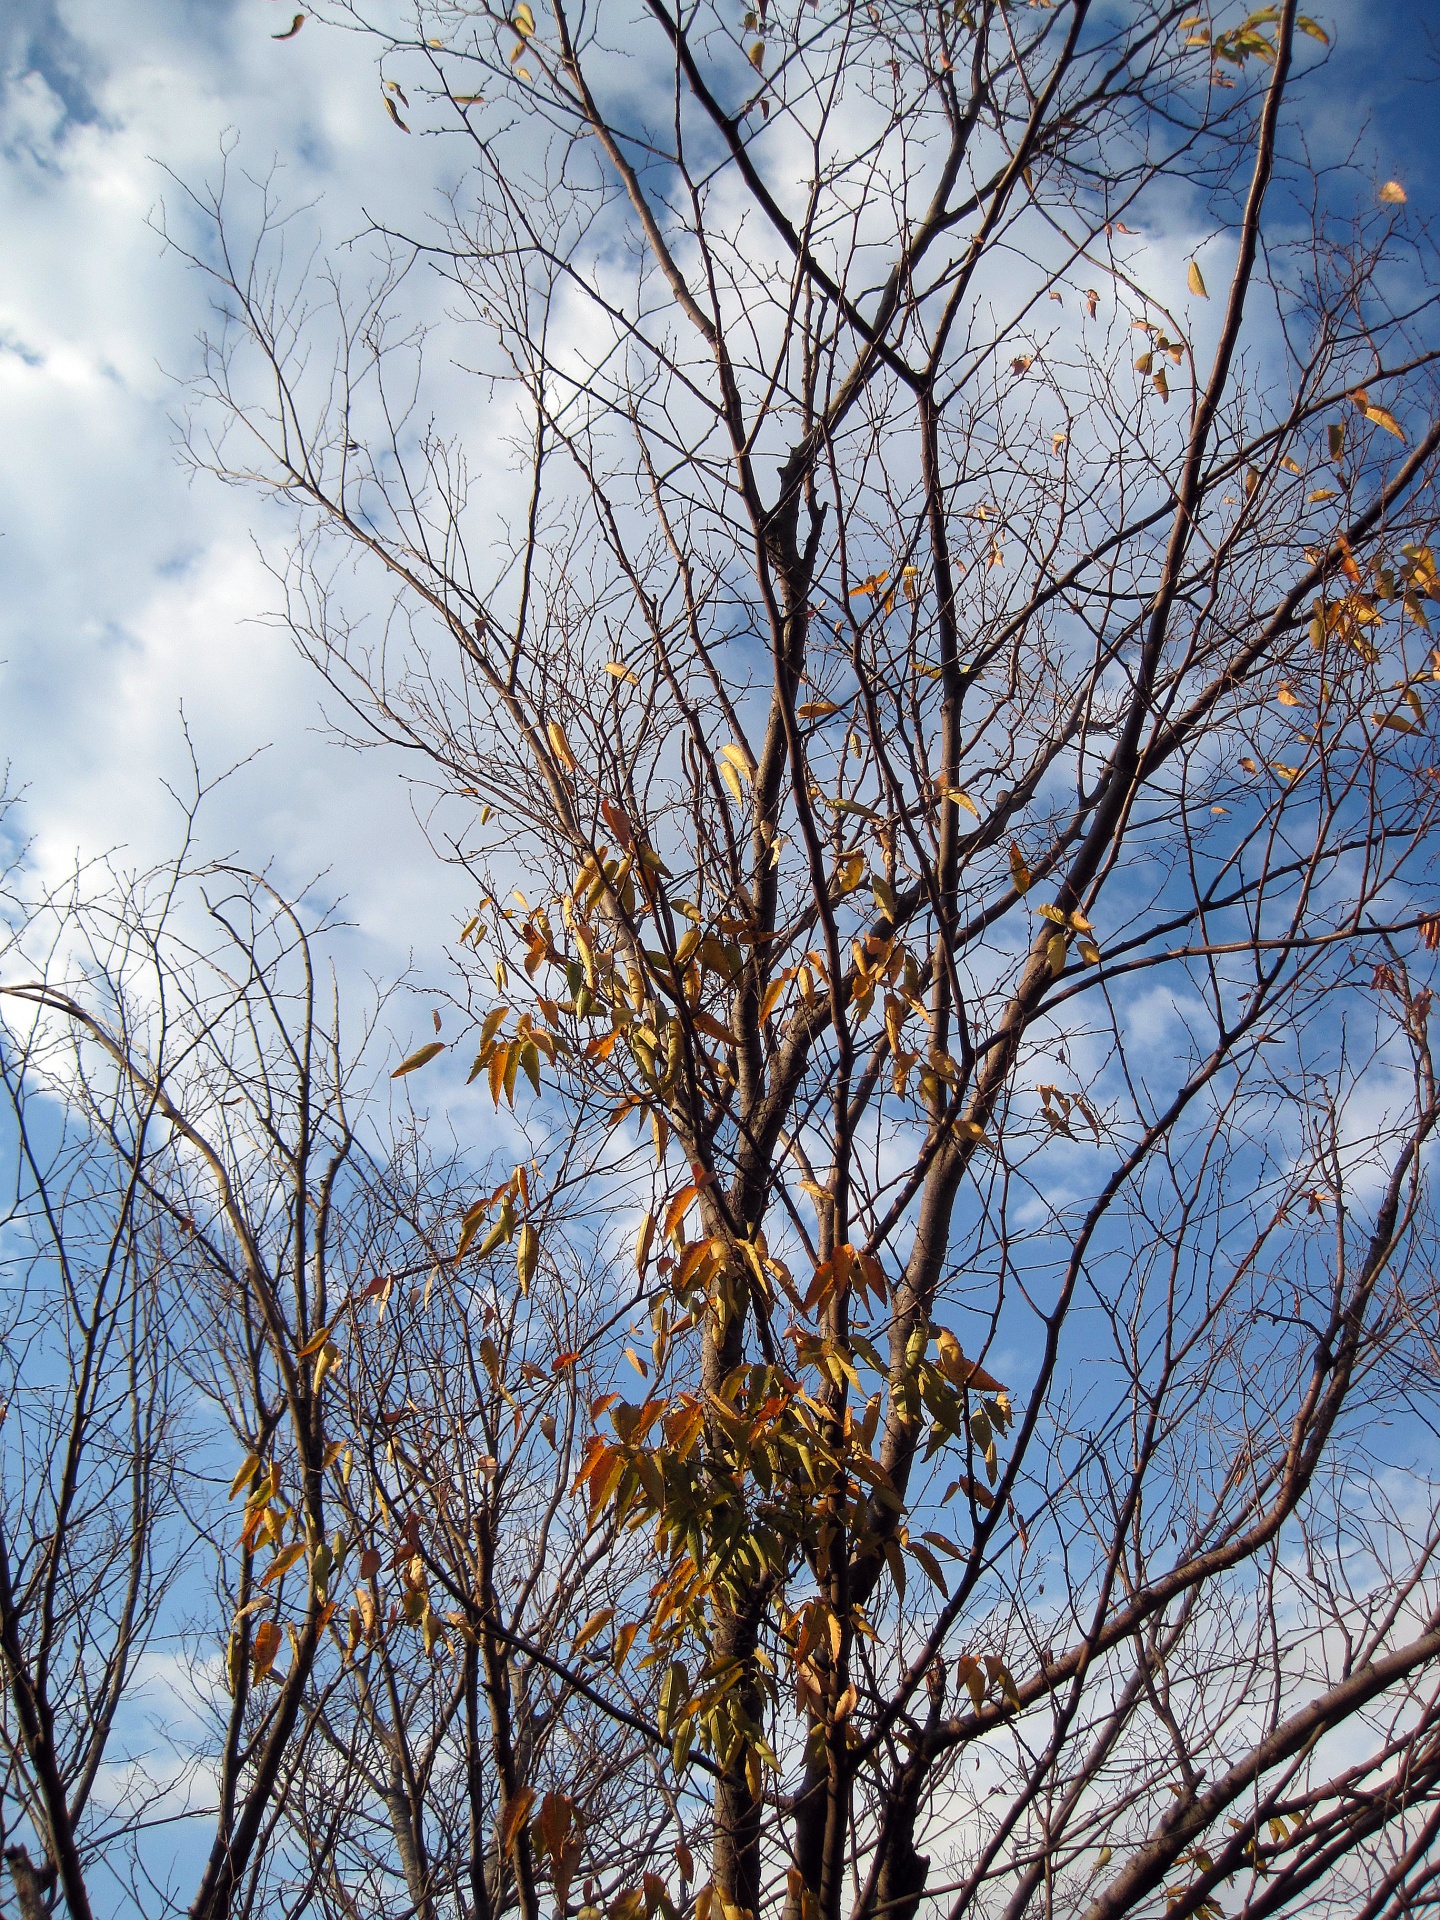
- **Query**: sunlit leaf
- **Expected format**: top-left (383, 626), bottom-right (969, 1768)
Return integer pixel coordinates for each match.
top-left (1379, 180), bottom-right (1408, 204)
top-left (392, 1041), bottom-right (445, 1077)
top-left (1187, 260), bottom-right (1208, 298)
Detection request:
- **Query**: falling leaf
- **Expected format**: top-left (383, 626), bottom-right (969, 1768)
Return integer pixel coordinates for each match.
top-left (273, 13), bottom-right (305, 37)
top-left (392, 1041), bottom-right (446, 1077)
top-left (1379, 181), bottom-right (1408, 204)
top-left (1187, 260), bottom-right (1208, 298)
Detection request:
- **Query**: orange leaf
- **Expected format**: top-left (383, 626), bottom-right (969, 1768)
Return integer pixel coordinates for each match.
top-left (252, 1618), bottom-right (282, 1681)
top-left (500, 1786), bottom-right (536, 1856)
top-left (663, 1183), bottom-right (700, 1246)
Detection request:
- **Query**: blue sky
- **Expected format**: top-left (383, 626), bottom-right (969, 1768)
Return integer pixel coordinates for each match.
top-left (0, 0), bottom-right (1433, 983)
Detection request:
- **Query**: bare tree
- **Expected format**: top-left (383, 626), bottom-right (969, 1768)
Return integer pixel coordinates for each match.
top-left (0, 792), bottom-right (641, 1920)
top-left (14, 0), bottom-right (1440, 1916)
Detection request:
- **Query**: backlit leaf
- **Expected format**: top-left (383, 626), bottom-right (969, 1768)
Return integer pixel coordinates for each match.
top-left (1187, 260), bottom-right (1207, 298)
top-left (252, 1619), bottom-right (282, 1681)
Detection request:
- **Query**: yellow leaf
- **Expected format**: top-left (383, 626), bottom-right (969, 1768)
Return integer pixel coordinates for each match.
top-left (392, 1040), bottom-right (446, 1077)
top-left (546, 720), bottom-right (577, 771)
top-left (1308, 488), bottom-right (1337, 502)
top-left (1379, 180), bottom-right (1407, 204)
top-left (604, 661), bottom-right (638, 683)
top-left (1135, 351), bottom-right (1154, 374)
top-left (1297, 16), bottom-right (1328, 41)
top-left (229, 1454), bottom-right (261, 1500)
top-left (798, 700), bottom-right (841, 718)
top-left (1153, 367), bottom-right (1170, 402)
top-left (748, 39), bottom-right (765, 68)
top-left (1281, 455), bottom-right (1302, 473)
top-left (1362, 402), bottom-right (1406, 442)
top-left (1009, 844), bottom-right (1032, 894)
top-left (942, 787), bottom-right (979, 817)
top-left (573, 1606), bottom-right (616, 1653)
top-left (516, 1223), bottom-right (539, 1293)
top-left (514, 1), bottom-right (535, 31)
top-left (1187, 260), bottom-right (1208, 298)
top-left (719, 759), bottom-right (744, 804)
top-left (1276, 684), bottom-right (1300, 705)
top-left (635, 1210), bottom-right (656, 1273)
top-left (1373, 711), bottom-right (1420, 734)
